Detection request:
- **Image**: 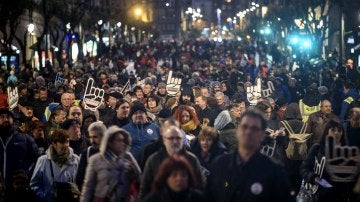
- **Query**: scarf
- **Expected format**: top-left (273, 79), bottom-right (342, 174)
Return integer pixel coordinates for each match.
top-left (50, 146), bottom-right (70, 166)
top-left (181, 120), bottom-right (197, 133)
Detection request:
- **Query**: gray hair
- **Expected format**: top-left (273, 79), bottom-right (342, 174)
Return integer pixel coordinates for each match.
top-left (88, 121), bottom-right (107, 135)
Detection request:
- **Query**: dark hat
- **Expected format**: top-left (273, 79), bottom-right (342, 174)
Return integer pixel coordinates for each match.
top-left (0, 108), bottom-right (14, 118)
top-left (129, 102), bottom-right (147, 117)
top-left (158, 108), bottom-right (172, 119)
top-left (108, 91), bottom-right (123, 99)
top-left (18, 99), bottom-right (34, 108)
top-left (60, 119), bottom-right (80, 130)
top-left (158, 82), bottom-right (166, 88)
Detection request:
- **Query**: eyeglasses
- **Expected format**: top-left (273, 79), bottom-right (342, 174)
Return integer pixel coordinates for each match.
top-left (238, 124), bottom-right (262, 133)
top-left (164, 136), bottom-right (182, 141)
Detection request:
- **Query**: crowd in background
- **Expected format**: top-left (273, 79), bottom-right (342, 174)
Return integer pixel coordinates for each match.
top-left (0, 38), bottom-right (360, 202)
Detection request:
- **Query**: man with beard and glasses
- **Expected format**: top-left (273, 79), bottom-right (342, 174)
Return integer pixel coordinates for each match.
top-left (139, 125), bottom-right (205, 200)
top-left (0, 109), bottom-right (40, 200)
top-left (75, 121), bottom-right (106, 190)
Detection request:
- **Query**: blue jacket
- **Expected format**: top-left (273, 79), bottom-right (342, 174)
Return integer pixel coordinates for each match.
top-left (340, 88), bottom-right (359, 122)
top-left (122, 121), bottom-right (160, 159)
top-left (0, 128), bottom-right (40, 188)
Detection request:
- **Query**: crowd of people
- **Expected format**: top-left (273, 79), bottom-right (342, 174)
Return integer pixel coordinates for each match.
top-left (0, 38), bottom-right (360, 202)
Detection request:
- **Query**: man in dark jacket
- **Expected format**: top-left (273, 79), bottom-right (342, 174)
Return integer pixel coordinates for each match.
top-left (206, 110), bottom-right (292, 202)
top-left (307, 100), bottom-right (340, 144)
top-left (195, 95), bottom-right (218, 127)
top-left (122, 102), bottom-right (160, 160)
top-left (139, 125), bottom-right (205, 200)
top-left (75, 121), bottom-right (106, 190)
top-left (33, 87), bottom-right (52, 120)
top-left (0, 109), bottom-right (40, 197)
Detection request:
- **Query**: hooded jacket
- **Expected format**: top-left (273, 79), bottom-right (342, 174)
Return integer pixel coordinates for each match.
top-left (80, 126), bottom-right (140, 202)
top-left (122, 120), bottom-right (160, 159)
top-left (30, 147), bottom-right (79, 202)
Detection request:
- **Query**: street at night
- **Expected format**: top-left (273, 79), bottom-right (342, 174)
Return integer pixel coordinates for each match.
top-left (1, 0), bottom-right (360, 201)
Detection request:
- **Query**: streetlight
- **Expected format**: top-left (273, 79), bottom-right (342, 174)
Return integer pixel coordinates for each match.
top-left (217, 9), bottom-right (222, 41)
top-left (135, 8), bottom-right (142, 18)
top-left (27, 23), bottom-right (35, 33)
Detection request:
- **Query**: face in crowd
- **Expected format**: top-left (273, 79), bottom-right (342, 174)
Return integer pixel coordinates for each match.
top-left (167, 169), bottom-right (189, 193)
top-left (237, 114), bottom-right (265, 152)
top-left (19, 105), bottom-right (34, 117)
top-left (61, 93), bottom-right (73, 108)
top-left (108, 132), bottom-right (127, 155)
top-left (132, 110), bottom-right (147, 124)
top-left (116, 102), bottom-right (130, 119)
top-left (320, 100), bottom-right (332, 115)
top-left (162, 126), bottom-right (183, 155)
top-left (68, 106), bottom-right (83, 125)
top-left (67, 122), bottom-right (81, 140)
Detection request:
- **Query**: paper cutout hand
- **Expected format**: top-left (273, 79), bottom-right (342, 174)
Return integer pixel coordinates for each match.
top-left (246, 78), bottom-right (262, 105)
top-left (261, 140), bottom-right (277, 157)
top-left (7, 87), bottom-right (18, 110)
top-left (325, 136), bottom-right (359, 182)
top-left (262, 81), bottom-right (275, 97)
top-left (54, 73), bottom-right (66, 88)
top-left (305, 156), bottom-right (326, 194)
top-left (166, 71), bottom-right (182, 96)
top-left (83, 78), bottom-right (105, 111)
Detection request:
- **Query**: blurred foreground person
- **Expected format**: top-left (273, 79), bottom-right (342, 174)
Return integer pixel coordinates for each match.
top-left (139, 125), bottom-right (204, 199)
top-left (143, 155), bottom-right (204, 202)
top-left (206, 110), bottom-right (292, 202)
top-left (80, 126), bottom-right (140, 202)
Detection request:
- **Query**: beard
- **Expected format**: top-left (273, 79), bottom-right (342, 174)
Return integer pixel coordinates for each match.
top-left (0, 124), bottom-right (12, 138)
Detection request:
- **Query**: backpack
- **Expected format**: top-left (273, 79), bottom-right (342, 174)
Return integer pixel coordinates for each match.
top-left (281, 120), bottom-right (311, 160)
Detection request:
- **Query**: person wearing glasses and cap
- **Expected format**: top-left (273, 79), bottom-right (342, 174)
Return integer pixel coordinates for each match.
top-left (206, 110), bottom-right (292, 202)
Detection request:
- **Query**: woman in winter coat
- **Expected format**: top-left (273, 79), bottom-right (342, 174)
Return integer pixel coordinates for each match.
top-left (80, 126), bottom-right (141, 202)
top-left (30, 129), bottom-right (80, 202)
top-left (143, 155), bottom-right (204, 202)
top-left (190, 127), bottom-right (227, 170)
top-left (300, 120), bottom-right (358, 202)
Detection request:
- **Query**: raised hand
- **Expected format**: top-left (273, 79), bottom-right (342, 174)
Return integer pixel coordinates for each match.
top-left (246, 78), bottom-right (262, 105)
top-left (166, 71), bottom-right (182, 96)
top-left (7, 87), bottom-right (18, 111)
top-left (54, 73), bottom-right (66, 88)
top-left (262, 80), bottom-right (275, 97)
top-left (305, 156), bottom-right (326, 194)
top-left (83, 78), bottom-right (105, 111)
top-left (325, 136), bottom-right (359, 182)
